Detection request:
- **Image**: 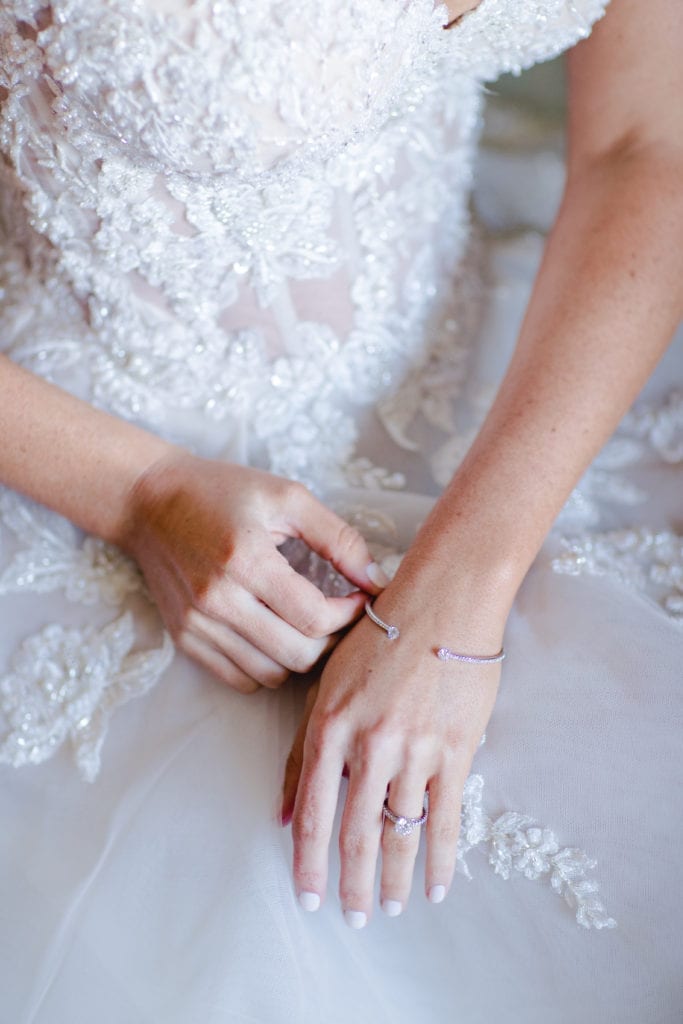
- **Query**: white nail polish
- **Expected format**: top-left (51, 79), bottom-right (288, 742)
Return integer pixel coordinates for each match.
top-left (344, 909), bottom-right (367, 929)
top-left (381, 899), bottom-right (402, 917)
top-left (428, 885), bottom-right (446, 904)
top-left (298, 891), bottom-right (320, 912)
top-left (366, 562), bottom-right (390, 588)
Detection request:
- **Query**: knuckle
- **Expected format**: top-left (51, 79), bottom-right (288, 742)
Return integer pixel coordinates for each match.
top-left (358, 722), bottom-right (399, 761)
top-left (298, 604), bottom-right (327, 640)
top-left (170, 623), bottom-right (190, 647)
top-left (183, 607), bottom-right (203, 632)
top-left (259, 665), bottom-right (290, 689)
top-left (284, 479), bottom-right (311, 509)
top-left (440, 743), bottom-right (470, 778)
top-left (310, 709), bottom-right (345, 751)
top-left (401, 736), bottom-right (434, 772)
top-left (292, 809), bottom-right (322, 846)
top-left (288, 646), bottom-right (317, 675)
top-left (335, 521), bottom-right (364, 560)
top-left (222, 548), bottom-right (251, 587)
top-left (339, 830), bottom-right (371, 861)
top-left (189, 577), bottom-right (215, 614)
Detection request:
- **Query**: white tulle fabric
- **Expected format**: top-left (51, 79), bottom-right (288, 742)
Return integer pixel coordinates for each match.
top-left (0, 2), bottom-right (681, 1021)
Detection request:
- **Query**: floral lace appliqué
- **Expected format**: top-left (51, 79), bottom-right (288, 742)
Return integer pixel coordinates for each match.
top-left (0, 613), bottom-right (173, 782)
top-left (458, 774), bottom-right (617, 929)
top-left (621, 390), bottom-right (683, 464)
top-left (0, 490), bottom-right (174, 779)
top-left (0, 489), bottom-right (143, 605)
top-left (552, 527), bottom-right (683, 621)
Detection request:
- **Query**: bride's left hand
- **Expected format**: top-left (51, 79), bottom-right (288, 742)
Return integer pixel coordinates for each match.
top-left (281, 588), bottom-right (504, 925)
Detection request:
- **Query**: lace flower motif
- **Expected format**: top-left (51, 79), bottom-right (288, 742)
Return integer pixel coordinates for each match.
top-left (458, 775), bottom-right (617, 929)
top-left (0, 613), bottom-right (173, 782)
top-left (621, 390), bottom-right (683, 464)
top-left (556, 436), bottom-right (647, 528)
top-left (0, 489), bottom-right (143, 605)
top-left (0, 491), bottom-right (174, 779)
top-left (552, 527), bottom-right (683, 621)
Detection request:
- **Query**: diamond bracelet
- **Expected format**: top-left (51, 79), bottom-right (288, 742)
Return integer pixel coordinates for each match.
top-left (364, 599), bottom-right (506, 665)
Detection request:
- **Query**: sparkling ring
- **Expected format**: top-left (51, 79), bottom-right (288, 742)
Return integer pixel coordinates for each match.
top-left (382, 796), bottom-right (429, 837)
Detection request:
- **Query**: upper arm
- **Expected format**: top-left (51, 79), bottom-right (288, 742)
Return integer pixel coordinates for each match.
top-left (566, 0), bottom-right (683, 170)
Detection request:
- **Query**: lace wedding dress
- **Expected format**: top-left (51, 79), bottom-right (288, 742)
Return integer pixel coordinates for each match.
top-left (0, 2), bottom-right (681, 1021)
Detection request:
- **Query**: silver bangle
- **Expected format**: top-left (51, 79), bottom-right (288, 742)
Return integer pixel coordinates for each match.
top-left (435, 645), bottom-right (506, 665)
top-left (364, 598), bottom-right (400, 640)
top-left (364, 599), bottom-right (506, 665)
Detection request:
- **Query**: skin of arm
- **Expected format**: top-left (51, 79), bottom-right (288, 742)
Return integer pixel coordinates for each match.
top-left (284, 0), bottom-right (683, 922)
top-left (392, 0), bottom-right (683, 623)
top-left (0, 357), bottom-right (385, 690)
top-left (0, 354), bottom-right (176, 544)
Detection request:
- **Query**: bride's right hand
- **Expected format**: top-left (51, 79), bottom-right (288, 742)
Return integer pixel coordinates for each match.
top-left (118, 451), bottom-right (384, 693)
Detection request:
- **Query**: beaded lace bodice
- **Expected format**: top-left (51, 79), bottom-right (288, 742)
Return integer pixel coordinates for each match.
top-left (1, 0), bottom-right (608, 485)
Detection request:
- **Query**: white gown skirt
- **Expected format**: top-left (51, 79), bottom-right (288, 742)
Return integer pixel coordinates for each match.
top-left (1, 549), bottom-right (681, 1023)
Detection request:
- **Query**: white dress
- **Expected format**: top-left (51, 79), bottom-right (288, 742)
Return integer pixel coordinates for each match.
top-left (0, 2), bottom-right (681, 1021)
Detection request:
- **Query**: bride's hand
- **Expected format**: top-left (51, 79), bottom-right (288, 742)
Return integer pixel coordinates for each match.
top-left (118, 451), bottom-right (385, 693)
top-left (281, 585), bottom-right (504, 923)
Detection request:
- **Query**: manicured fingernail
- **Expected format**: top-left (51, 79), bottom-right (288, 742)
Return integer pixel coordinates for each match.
top-left (381, 899), bottom-right (402, 917)
top-left (366, 562), bottom-right (390, 588)
top-left (277, 793), bottom-right (290, 827)
top-left (298, 891), bottom-right (320, 912)
top-left (344, 910), bottom-right (367, 929)
top-left (280, 802), bottom-right (293, 827)
top-left (428, 885), bottom-right (446, 904)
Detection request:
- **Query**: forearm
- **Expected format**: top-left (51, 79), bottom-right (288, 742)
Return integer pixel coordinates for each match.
top-left (395, 151), bottom-right (683, 625)
top-left (0, 355), bottom-right (176, 544)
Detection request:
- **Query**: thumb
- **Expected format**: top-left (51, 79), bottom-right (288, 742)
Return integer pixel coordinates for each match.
top-left (287, 488), bottom-right (389, 595)
top-left (281, 681), bottom-right (319, 827)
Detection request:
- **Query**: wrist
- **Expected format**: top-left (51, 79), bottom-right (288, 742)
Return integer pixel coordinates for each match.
top-left (370, 556), bottom-right (514, 657)
top-left (107, 439), bottom-right (184, 552)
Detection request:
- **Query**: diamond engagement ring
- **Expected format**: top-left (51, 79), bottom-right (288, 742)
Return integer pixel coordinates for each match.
top-left (382, 796), bottom-right (429, 837)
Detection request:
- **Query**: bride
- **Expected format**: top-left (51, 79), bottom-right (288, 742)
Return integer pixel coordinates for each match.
top-left (1, 0), bottom-right (681, 1020)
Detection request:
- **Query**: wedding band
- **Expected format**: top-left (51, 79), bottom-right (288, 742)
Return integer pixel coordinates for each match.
top-left (382, 796), bottom-right (428, 837)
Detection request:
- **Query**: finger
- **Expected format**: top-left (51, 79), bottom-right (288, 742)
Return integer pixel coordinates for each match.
top-left (338, 763), bottom-right (389, 929)
top-left (199, 582), bottom-right (344, 672)
top-left (285, 487), bottom-right (389, 594)
top-left (424, 764), bottom-right (467, 904)
top-left (178, 631), bottom-right (260, 694)
top-left (380, 771), bottom-right (429, 917)
top-left (253, 554), bottom-right (369, 638)
top-left (291, 713), bottom-right (347, 913)
top-left (189, 609), bottom-right (292, 688)
top-left (281, 682), bottom-right (319, 826)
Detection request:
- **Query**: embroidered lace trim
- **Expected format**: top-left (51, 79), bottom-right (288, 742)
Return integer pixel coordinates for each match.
top-left (0, 490), bottom-right (173, 780)
top-left (459, 774), bottom-right (617, 929)
top-left (552, 527), bottom-right (683, 621)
